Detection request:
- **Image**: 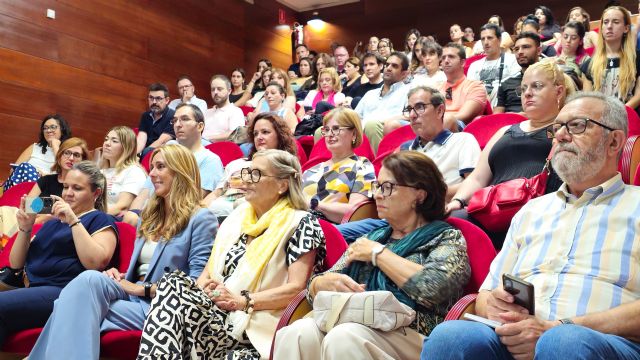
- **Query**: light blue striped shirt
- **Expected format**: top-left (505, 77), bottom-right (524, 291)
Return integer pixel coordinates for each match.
top-left (480, 173), bottom-right (640, 320)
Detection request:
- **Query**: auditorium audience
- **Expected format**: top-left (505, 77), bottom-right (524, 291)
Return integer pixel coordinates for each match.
top-left (439, 43), bottom-right (487, 131)
top-left (495, 32), bottom-right (542, 114)
top-left (167, 75), bottom-right (208, 114)
top-left (565, 6), bottom-right (598, 49)
top-left (6, 114), bottom-right (71, 190)
top-left (535, 5), bottom-right (562, 42)
top-left (29, 145), bottom-right (217, 360)
top-left (203, 75), bottom-right (245, 143)
top-left (275, 151), bottom-right (470, 360)
top-left (205, 113), bottom-right (297, 220)
top-left (302, 108), bottom-right (375, 224)
top-left (135, 83), bottom-right (175, 158)
top-left (137, 149), bottom-right (324, 359)
top-left (0, 161), bottom-right (117, 345)
top-left (582, 6), bottom-right (640, 110)
top-left (229, 68), bottom-right (247, 105)
top-left (423, 92), bottom-right (639, 360)
top-left (98, 126), bottom-right (147, 216)
top-left (446, 59), bottom-right (572, 248)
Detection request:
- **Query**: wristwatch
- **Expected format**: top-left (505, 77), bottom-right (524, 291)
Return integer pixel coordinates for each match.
top-left (371, 245), bottom-right (386, 267)
top-left (144, 282), bottom-right (152, 298)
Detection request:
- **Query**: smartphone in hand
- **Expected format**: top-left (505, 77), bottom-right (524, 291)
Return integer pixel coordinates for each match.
top-left (502, 273), bottom-right (535, 315)
top-left (25, 196), bottom-right (55, 215)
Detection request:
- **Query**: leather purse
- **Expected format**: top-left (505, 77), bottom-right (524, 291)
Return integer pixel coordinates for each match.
top-left (467, 146), bottom-right (554, 233)
top-left (0, 266), bottom-right (25, 291)
top-left (312, 291), bottom-right (415, 332)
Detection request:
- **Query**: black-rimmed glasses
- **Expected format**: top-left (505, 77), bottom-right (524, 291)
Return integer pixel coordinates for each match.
top-left (402, 103), bottom-right (434, 117)
top-left (62, 150), bottom-right (83, 159)
top-left (371, 181), bottom-right (418, 197)
top-left (240, 168), bottom-right (279, 183)
top-left (320, 126), bottom-right (353, 137)
top-left (546, 118), bottom-right (618, 139)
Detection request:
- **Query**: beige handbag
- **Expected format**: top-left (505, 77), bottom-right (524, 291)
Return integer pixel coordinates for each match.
top-left (313, 291), bottom-right (415, 332)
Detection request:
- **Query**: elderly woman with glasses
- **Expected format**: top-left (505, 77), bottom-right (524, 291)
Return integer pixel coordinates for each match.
top-left (274, 151), bottom-right (470, 360)
top-left (137, 149), bottom-right (325, 359)
top-left (302, 108), bottom-right (375, 224)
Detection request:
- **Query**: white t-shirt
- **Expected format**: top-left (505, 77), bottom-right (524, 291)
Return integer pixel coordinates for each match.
top-left (467, 52), bottom-right (521, 106)
top-left (101, 165), bottom-right (147, 206)
top-left (472, 32), bottom-right (512, 54)
top-left (410, 71), bottom-right (447, 90)
top-left (168, 95), bottom-right (208, 114)
top-left (202, 103), bottom-right (245, 141)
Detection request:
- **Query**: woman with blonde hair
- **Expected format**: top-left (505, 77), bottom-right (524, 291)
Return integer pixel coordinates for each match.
top-left (582, 6), bottom-right (640, 110)
top-left (137, 149), bottom-right (325, 359)
top-left (446, 58), bottom-right (573, 248)
top-left (97, 126), bottom-right (147, 216)
top-left (29, 144), bottom-right (217, 359)
top-left (302, 67), bottom-right (345, 113)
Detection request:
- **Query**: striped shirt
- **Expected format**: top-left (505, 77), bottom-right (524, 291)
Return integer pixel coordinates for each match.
top-left (480, 173), bottom-right (640, 320)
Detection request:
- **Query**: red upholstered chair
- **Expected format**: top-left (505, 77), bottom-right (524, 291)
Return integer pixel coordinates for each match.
top-left (295, 140), bottom-right (308, 165)
top-left (463, 113), bottom-right (527, 150)
top-left (618, 135), bottom-right (640, 184)
top-left (205, 141), bottom-right (244, 167)
top-left (2, 222), bottom-right (138, 357)
top-left (372, 125), bottom-right (415, 175)
top-left (302, 136), bottom-right (375, 172)
top-left (297, 135), bottom-right (314, 158)
top-left (0, 181), bottom-right (36, 208)
top-left (626, 106), bottom-right (640, 137)
top-left (340, 200), bottom-right (379, 224)
top-left (140, 151), bottom-right (152, 173)
top-left (443, 218), bottom-right (499, 321)
top-left (464, 54), bottom-right (487, 75)
top-left (239, 105), bottom-right (254, 117)
top-left (483, 100), bottom-right (493, 116)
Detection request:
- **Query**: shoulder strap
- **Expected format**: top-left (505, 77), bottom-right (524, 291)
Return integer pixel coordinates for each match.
top-left (497, 52), bottom-right (505, 92)
top-left (325, 292), bottom-right (353, 331)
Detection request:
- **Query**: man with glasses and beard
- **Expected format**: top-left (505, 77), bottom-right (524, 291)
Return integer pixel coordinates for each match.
top-left (136, 83), bottom-right (176, 157)
top-left (423, 92), bottom-right (640, 360)
top-left (494, 32), bottom-right (542, 114)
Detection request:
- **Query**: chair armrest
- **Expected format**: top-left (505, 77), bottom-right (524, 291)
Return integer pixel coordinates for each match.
top-left (269, 289), bottom-right (312, 360)
top-left (340, 199), bottom-right (378, 224)
top-left (444, 293), bottom-right (478, 321)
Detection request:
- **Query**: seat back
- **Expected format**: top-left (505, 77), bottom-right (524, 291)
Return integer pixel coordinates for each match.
top-left (295, 140), bottom-right (308, 165)
top-left (0, 181), bottom-right (36, 207)
top-left (318, 219), bottom-right (348, 271)
top-left (626, 106), bottom-right (640, 137)
top-left (446, 217), bottom-right (496, 294)
top-left (463, 113), bottom-right (526, 149)
top-left (205, 141), bottom-right (244, 167)
top-left (115, 222), bottom-right (136, 274)
top-left (619, 135), bottom-right (640, 184)
top-left (140, 151), bottom-right (152, 173)
top-left (340, 200), bottom-right (379, 224)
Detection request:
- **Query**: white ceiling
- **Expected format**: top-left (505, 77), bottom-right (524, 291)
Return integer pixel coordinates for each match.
top-left (275, 0), bottom-right (360, 12)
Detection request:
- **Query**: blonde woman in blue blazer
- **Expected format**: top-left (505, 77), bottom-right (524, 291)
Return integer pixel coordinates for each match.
top-left (29, 144), bottom-right (217, 359)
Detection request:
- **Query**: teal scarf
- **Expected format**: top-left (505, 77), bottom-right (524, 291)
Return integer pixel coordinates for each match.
top-left (342, 220), bottom-right (451, 309)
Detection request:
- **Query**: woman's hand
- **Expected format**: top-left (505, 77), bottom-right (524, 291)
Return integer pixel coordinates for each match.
top-left (251, 71), bottom-right (261, 83)
top-left (445, 200), bottom-right (462, 213)
top-left (50, 195), bottom-right (78, 225)
top-left (313, 273), bottom-right (365, 294)
top-left (48, 137), bottom-right (61, 150)
top-left (118, 279), bottom-right (142, 296)
top-left (16, 195), bottom-right (37, 231)
top-left (345, 237), bottom-right (379, 265)
top-left (208, 284), bottom-right (246, 312)
top-left (103, 267), bottom-right (124, 281)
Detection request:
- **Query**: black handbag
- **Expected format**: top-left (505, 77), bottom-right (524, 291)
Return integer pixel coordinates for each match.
top-left (0, 266), bottom-right (25, 291)
top-left (294, 113), bottom-right (324, 136)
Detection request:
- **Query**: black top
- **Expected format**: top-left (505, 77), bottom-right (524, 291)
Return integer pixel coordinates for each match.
top-left (350, 80), bottom-right (383, 99)
top-left (288, 63), bottom-right (300, 77)
top-left (36, 174), bottom-right (63, 197)
top-left (229, 92), bottom-right (244, 104)
top-left (137, 107), bottom-right (176, 148)
top-left (343, 75), bottom-right (363, 98)
top-left (496, 72), bottom-right (523, 113)
top-left (541, 45), bottom-right (557, 58)
top-left (488, 124), bottom-right (562, 193)
top-left (540, 24), bottom-right (561, 40)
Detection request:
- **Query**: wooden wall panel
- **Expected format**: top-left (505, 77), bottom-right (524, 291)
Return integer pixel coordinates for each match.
top-left (0, 0), bottom-right (298, 179)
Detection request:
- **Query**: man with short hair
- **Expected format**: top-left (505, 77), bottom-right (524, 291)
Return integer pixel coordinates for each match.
top-left (288, 44), bottom-right (310, 77)
top-left (202, 75), bottom-right (245, 143)
top-left (450, 24), bottom-right (473, 57)
top-left (334, 45), bottom-right (349, 74)
top-left (423, 92), bottom-right (640, 360)
top-left (168, 75), bottom-right (208, 114)
top-left (346, 52), bottom-right (384, 108)
top-left (467, 23), bottom-right (521, 107)
top-left (356, 51), bottom-right (410, 153)
top-left (494, 32), bottom-right (542, 113)
top-left (521, 18), bottom-right (558, 57)
top-left (136, 83), bottom-right (176, 157)
top-left (439, 43), bottom-right (487, 131)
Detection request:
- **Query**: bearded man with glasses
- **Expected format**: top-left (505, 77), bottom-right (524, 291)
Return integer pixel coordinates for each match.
top-left (135, 83), bottom-right (176, 158)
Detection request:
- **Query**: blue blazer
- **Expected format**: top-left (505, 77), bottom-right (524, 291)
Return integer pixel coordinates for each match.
top-left (124, 208), bottom-right (217, 284)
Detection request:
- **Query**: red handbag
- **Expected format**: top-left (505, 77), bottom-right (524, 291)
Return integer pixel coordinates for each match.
top-left (467, 147), bottom-right (554, 233)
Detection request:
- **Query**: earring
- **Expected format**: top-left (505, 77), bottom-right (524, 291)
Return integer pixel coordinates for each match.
top-left (352, 139), bottom-right (356, 145)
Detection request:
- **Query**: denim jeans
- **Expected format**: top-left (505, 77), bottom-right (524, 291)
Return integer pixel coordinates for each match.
top-left (336, 218), bottom-right (388, 243)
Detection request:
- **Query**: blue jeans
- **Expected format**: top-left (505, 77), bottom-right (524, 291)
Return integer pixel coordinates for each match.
top-left (421, 320), bottom-right (640, 360)
top-left (336, 218), bottom-right (387, 243)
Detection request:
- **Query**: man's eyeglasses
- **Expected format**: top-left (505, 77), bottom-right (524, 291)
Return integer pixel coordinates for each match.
top-left (402, 103), bottom-right (433, 117)
top-left (170, 117), bottom-right (199, 126)
top-left (515, 81), bottom-right (546, 97)
top-left (320, 126), bottom-right (353, 137)
top-left (445, 87), bottom-right (453, 100)
top-left (148, 95), bottom-right (166, 103)
top-left (240, 168), bottom-right (279, 183)
top-left (178, 84), bottom-right (193, 90)
top-left (546, 118), bottom-right (618, 138)
top-left (371, 181), bottom-right (417, 197)
top-left (62, 150), bottom-right (83, 159)
top-left (43, 125), bottom-right (59, 132)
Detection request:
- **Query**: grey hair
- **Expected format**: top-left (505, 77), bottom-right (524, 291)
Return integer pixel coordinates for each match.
top-left (408, 86), bottom-right (446, 108)
top-left (72, 160), bottom-right (108, 212)
top-left (175, 103), bottom-right (204, 123)
top-left (565, 91), bottom-right (628, 137)
top-left (252, 149), bottom-right (308, 210)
